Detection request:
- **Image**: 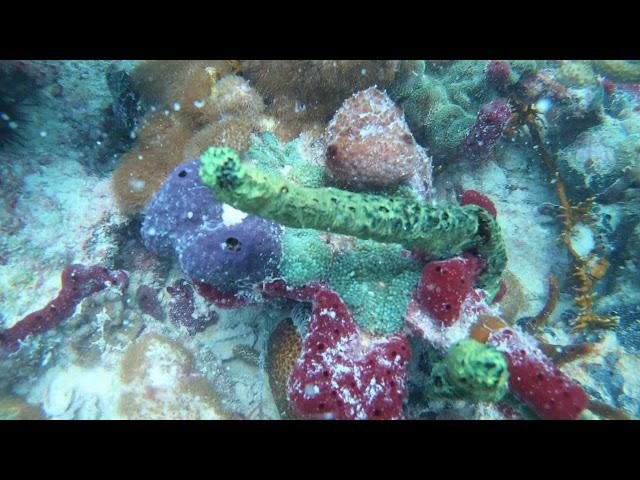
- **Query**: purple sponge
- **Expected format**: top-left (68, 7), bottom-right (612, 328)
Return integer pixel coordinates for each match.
top-left (141, 159), bottom-right (282, 293)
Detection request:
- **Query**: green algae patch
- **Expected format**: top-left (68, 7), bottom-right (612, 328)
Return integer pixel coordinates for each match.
top-left (245, 132), bottom-right (325, 188)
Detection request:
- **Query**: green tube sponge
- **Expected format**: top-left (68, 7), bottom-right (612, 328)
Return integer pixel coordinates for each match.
top-left (430, 339), bottom-right (509, 402)
top-left (279, 228), bottom-right (332, 287)
top-left (328, 239), bottom-right (422, 334)
top-left (199, 146), bottom-right (507, 299)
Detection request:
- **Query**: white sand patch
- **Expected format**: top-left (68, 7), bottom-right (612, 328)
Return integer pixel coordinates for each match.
top-left (437, 149), bottom-right (571, 317)
top-left (27, 360), bottom-right (124, 419)
top-left (221, 203), bottom-right (248, 227)
top-left (0, 158), bottom-right (125, 326)
top-left (569, 223), bottom-right (596, 257)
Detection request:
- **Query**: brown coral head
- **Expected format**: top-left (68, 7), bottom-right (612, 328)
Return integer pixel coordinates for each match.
top-left (267, 318), bottom-right (303, 419)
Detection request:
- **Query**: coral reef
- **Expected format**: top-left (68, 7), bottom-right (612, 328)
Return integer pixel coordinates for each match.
top-left (261, 280), bottom-right (410, 420)
top-left (556, 61), bottom-right (598, 87)
top-left (0, 264), bottom-right (129, 352)
top-left (245, 132), bottom-right (325, 188)
top-left (141, 158), bottom-right (282, 294)
top-left (592, 60), bottom-right (640, 83)
top-left (388, 61), bottom-right (475, 162)
top-left (279, 228), bottom-right (332, 288)
top-left (327, 239), bottom-right (422, 334)
top-left (5, 60), bottom-right (640, 421)
top-left (111, 110), bottom-right (192, 212)
top-left (324, 87), bottom-right (432, 190)
top-left (388, 60), bottom-right (538, 163)
top-left (129, 60), bottom-right (232, 128)
top-left (199, 146), bottom-right (507, 299)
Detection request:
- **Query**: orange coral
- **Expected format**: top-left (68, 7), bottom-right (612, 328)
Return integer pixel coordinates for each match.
top-left (111, 111), bottom-right (192, 213)
top-left (112, 62), bottom-right (271, 213)
top-left (182, 115), bottom-right (260, 160)
top-left (266, 318), bottom-right (302, 419)
top-left (130, 60), bottom-right (231, 129)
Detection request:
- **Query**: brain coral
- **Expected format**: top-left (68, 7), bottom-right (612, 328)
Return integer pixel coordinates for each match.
top-left (325, 87), bottom-right (432, 190)
top-left (141, 158), bottom-right (282, 293)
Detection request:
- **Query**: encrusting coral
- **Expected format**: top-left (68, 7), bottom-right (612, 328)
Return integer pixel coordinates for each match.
top-left (591, 60), bottom-right (640, 83)
top-left (119, 332), bottom-right (228, 419)
top-left (266, 318), bottom-right (302, 419)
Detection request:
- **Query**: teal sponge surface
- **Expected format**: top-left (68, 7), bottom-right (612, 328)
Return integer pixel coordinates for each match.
top-left (279, 228), bottom-right (332, 287)
top-left (328, 239), bottom-right (422, 335)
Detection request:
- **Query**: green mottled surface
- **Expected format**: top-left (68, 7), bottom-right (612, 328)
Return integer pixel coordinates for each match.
top-left (199, 146), bottom-right (507, 299)
top-left (429, 339), bottom-right (509, 402)
top-left (388, 60), bottom-right (540, 162)
top-left (328, 239), bottom-right (422, 334)
top-left (279, 228), bottom-right (332, 287)
top-left (244, 132), bottom-right (325, 188)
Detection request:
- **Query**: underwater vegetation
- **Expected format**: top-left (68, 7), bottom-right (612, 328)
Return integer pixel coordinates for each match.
top-left (1, 60), bottom-right (640, 420)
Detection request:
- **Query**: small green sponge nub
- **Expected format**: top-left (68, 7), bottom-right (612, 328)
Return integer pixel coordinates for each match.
top-left (429, 339), bottom-right (509, 402)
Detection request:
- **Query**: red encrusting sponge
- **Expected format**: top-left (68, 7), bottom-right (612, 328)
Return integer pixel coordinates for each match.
top-left (460, 189), bottom-right (498, 218)
top-left (488, 327), bottom-right (589, 420)
top-left (0, 264), bottom-right (129, 352)
top-left (261, 279), bottom-right (410, 420)
top-left (415, 254), bottom-right (485, 326)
